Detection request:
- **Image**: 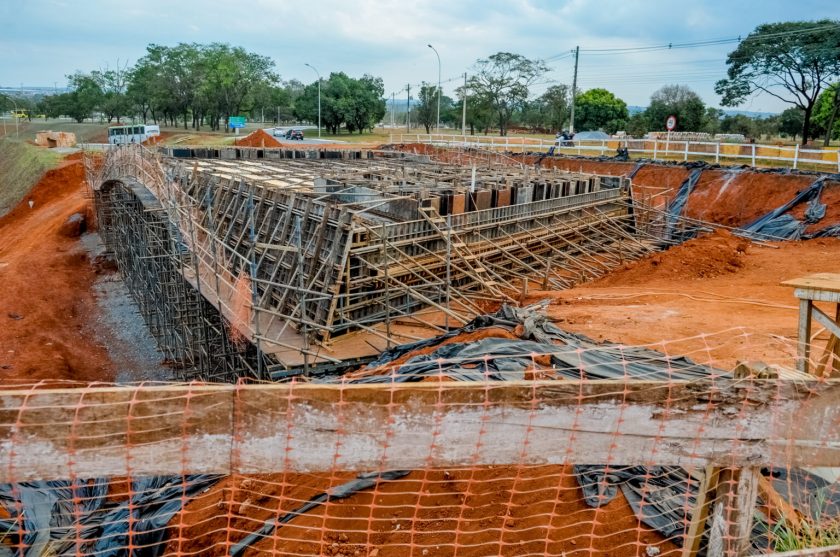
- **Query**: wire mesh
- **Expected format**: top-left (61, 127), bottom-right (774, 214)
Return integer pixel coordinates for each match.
top-left (0, 328), bottom-right (838, 557)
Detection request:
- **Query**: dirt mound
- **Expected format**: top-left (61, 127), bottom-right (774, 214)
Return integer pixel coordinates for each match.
top-left (595, 230), bottom-right (750, 286)
top-left (235, 129), bottom-right (282, 148)
top-left (0, 155), bottom-right (114, 383)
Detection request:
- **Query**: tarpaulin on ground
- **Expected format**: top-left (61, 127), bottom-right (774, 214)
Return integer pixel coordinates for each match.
top-left (574, 465), bottom-right (699, 542)
top-left (738, 177), bottom-right (830, 241)
top-left (346, 304), bottom-right (723, 383)
top-left (664, 167), bottom-right (705, 242)
top-left (329, 304), bottom-right (840, 550)
top-left (0, 475), bottom-right (220, 556)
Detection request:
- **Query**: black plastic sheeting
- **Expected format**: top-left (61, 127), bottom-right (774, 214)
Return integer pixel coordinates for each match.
top-left (229, 470), bottom-right (411, 557)
top-left (341, 304), bottom-right (724, 383)
top-left (663, 166), bottom-right (706, 242)
top-left (324, 305), bottom-right (840, 550)
top-left (0, 475), bottom-right (220, 556)
top-left (574, 466), bottom-right (699, 543)
top-left (737, 176), bottom-right (837, 241)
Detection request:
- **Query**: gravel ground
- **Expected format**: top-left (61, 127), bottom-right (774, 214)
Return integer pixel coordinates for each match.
top-left (81, 232), bottom-right (172, 383)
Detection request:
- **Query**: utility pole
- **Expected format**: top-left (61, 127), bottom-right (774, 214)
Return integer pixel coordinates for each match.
top-left (569, 46), bottom-right (580, 134)
top-left (406, 84), bottom-right (411, 132)
top-left (462, 72), bottom-right (467, 135)
top-left (391, 92), bottom-right (395, 128)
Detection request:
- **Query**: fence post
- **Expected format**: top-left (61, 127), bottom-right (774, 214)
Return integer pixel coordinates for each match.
top-left (793, 143), bottom-right (799, 170)
top-left (715, 142), bottom-right (720, 164)
top-left (707, 467), bottom-right (760, 557)
top-left (751, 144), bottom-right (756, 167)
top-left (653, 140), bottom-right (658, 160)
top-left (684, 141), bottom-right (689, 161)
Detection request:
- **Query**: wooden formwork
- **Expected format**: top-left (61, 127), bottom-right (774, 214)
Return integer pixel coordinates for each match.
top-left (90, 146), bottom-right (670, 375)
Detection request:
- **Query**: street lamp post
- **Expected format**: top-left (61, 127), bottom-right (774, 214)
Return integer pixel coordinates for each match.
top-left (1, 94), bottom-right (19, 138)
top-left (427, 44), bottom-right (441, 133)
top-left (304, 63), bottom-right (322, 138)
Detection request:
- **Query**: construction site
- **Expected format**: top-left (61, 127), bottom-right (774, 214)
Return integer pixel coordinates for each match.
top-left (1, 138), bottom-right (840, 557)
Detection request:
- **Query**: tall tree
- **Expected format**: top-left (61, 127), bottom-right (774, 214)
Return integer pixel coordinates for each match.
top-left (812, 83), bottom-right (840, 145)
top-left (779, 107), bottom-right (805, 141)
top-left (468, 52), bottom-right (548, 136)
top-left (63, 73), bottom-right (104, 123)
top-left (574, 88), bottom-right (628, 133)
top-left (539, 84), bottom-right (571, 133)
top-left (715, 20), bottom-right (840, 145)
top-left (645, 85), bottom-right (706, 131)
top-left (701, 107), bottom-right (725, 135)
top-left (92, 61), bottom-right (132, 123)
top-left (416, 83), bottom-right (439, 134)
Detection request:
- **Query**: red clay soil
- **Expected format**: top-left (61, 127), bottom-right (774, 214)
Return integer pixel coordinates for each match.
top-left (0, 154), bottom-right (115, 383)
top-left (530, 233), bottom-right (840, 369)
top-left (594, 229), bottom-right (751, 285)
top-left (235, 129), bottom-right (283, 148)
top-left (684, 170), bottom-right (816, 227)
top-left (165, 466), bottom-right (679, 557)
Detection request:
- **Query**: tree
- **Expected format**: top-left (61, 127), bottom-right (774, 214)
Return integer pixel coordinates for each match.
top-left (701, 107), bottom-right (725, 135)
top-left (645, 85), bottom-right (706, 131)
top-left (469, 52), bottom-right (548, 136)
top-left (779, 107), bottom-right (805, 141)
top-left (62, 73), bottom-right (104, 123)
top-left (416, 83), bottom-right (439, 133)
top-left (293, 72), bottom-right (385, 134)
top-left (574, 88), bottom-right (628, 133)
top-left (454, 83), bottom-right (494, 135)
top-left (341, 74), bottom-right (386, 133)
top-left (812, 83), bottom-right (840, 145)
top-left (715, 20), bottom-right (840, 145)
top-left (92, 62), bottom-right (132, 123)
top-left (294, 73), bottom-right (349, 134)
top-left (626, 113), bottom-right (649, 137)
top-left (720, 114), bottom-right (756, 138)
top-left (539, 85), bottom-right (570, 132)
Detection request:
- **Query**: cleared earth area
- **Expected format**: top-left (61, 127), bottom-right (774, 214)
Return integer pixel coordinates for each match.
top-left (1, 138), bottom-right (839, 556)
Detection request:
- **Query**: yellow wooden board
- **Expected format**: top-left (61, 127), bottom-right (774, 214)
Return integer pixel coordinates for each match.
top-left (781, 273), bottom-right (840, 294)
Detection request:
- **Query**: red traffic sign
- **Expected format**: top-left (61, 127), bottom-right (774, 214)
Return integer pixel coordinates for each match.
top-left (666, 115), bottom-right (677, 131)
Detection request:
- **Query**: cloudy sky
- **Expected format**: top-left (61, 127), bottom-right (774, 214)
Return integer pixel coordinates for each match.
top-left (2, 0), bottom-right (839, 113)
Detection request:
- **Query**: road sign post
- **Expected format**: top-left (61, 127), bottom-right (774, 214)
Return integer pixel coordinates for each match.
top-left (229, 116), bottom-right (246, 135)
top-left (665, 115), bottom-right (677, 158)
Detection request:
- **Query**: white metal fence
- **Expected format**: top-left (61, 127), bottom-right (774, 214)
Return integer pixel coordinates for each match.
top-left (389, 133), bottom-right (840, 171)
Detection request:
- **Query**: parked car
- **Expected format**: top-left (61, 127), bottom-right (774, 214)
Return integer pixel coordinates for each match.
top-left (285, 129), bottom-right (304, 141)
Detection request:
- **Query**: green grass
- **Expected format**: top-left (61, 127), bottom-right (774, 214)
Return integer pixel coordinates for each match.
top-left (771, 491), bottom-right (840, 552)
top-left (773, 518), bottom-right (840, 552)
top-left (0, 139), bottom-right (62, 217)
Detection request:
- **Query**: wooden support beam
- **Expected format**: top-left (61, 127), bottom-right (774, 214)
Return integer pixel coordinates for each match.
top-left (0, 379), bottom-right (838, 482)
top-left (682, 466), bottom-right (720, 557)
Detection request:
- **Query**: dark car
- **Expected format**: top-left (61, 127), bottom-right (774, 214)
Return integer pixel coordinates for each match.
top-left (285, 129), bottom-right (304, 141)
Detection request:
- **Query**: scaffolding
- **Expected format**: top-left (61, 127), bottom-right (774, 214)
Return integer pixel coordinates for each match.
top-left (86, 145), bottom-right (675, 380)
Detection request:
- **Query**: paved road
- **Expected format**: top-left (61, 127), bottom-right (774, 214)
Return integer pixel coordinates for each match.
top-left (264, 127), bottom-right (346, 145)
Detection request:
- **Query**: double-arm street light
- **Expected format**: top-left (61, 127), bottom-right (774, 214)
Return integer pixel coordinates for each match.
top-left (304, 63), bottom-right (321, 138)
top-left (427, 44), bottom-right (441, 133)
